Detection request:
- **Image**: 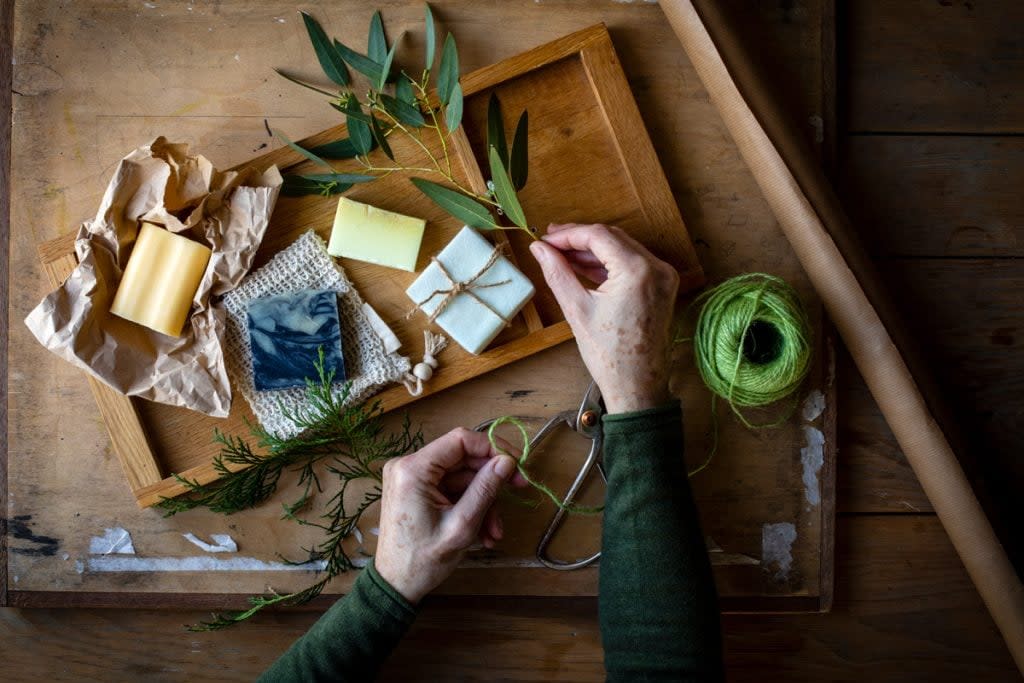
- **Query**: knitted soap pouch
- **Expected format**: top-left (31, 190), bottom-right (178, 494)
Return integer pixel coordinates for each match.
top-left (221, 230), bottom-right (411, 438)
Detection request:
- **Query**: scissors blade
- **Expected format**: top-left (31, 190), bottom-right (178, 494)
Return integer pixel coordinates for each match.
top-left (574, 380), bottom-right (604, 438)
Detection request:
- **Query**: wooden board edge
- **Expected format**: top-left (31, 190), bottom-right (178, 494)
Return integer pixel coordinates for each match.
top-left (5, 587), bottom-right (822, 614)
top-left (459, 24), bottom-right (609, 98)
top-left (818, 321), bottom-right (838, 612)
top-left (1, 0), bottom-right (13, 608)
top-left (39, 254), bottom-right (164, 497)
top-left (577, 28), bottom-right (705, 291)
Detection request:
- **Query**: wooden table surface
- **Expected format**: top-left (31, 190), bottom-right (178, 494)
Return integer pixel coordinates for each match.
top-left (1, 0), bottom-right (1021, 680)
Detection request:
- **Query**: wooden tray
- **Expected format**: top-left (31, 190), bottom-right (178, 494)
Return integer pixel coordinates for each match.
top-left (35, 24), bottom-right (704, 508)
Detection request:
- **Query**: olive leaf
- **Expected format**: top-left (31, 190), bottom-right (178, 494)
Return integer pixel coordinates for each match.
top-left (309, 136), bottom-right (377, 160)
top-left (424, 4), bottom-right (436, 71)
top-left (379, 94), bottom-right (426, 127)
top-left (344, 99), bottom-right (374, 154)
top-left (369, 115), bottom-right (395, 160)
top-left (509, 110), bottom-right (529, 190)
top-left (487, 93), bottom-right (509, 170)
top-left (437, 33), bottom-right (459, 105)
top-left (396, 74), bottom-right (416, 106)
top-left (281, 175), bottom-right (352, 197)
top-left (333, 39), bottom-right (384, 84)
top-left (445, 82), bottom-right (463, 133)
top-left (300, 12), bottom-right (349, 87)
top-left (367, 10), bottom-right (387, 64)
top-left (273, 129), bottom-right (334, 169)
top-left (377, 38), bottom-right (401, 91)
top-left (488, 145), bottom-right (528, 229)
top-left (274, 69), bottom-right (337, 98)
top-left (411, 178), bottom-right (500, 230)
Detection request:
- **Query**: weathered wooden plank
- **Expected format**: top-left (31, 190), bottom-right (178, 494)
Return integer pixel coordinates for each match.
top-left (0, 516), bottom-right (1016, 681)
top-left (840, 136), bottom-right (1024, 257)
top-left (837, 257), bottom-right (1023, 556)
top-left (844, 0), bottom-right (1024, 133)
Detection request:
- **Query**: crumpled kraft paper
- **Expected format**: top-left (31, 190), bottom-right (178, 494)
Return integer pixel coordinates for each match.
top-left (24, 137), bottom-right (283, 417)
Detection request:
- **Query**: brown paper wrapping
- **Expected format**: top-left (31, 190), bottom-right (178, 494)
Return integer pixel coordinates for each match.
top-left (24, 137), bottom-right (283, 418)
top-left (660, 0), bottom-right (1024, 671)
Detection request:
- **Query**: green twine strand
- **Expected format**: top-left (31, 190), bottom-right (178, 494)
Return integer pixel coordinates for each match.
top-left (690, 272), bottom-right (812, 428)
top-left (487, 417), bottom-right (604, 515)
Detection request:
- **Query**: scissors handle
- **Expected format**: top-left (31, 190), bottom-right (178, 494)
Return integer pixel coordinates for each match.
top-left (535, 432), bottom-right (605, 570)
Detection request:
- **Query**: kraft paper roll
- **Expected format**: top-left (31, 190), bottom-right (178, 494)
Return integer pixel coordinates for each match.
top-left (661, 0), bottom-right (1024, 671)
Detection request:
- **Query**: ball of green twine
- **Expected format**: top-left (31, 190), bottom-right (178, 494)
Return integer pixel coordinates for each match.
top-left (693, 273), bottom-right (811, 423)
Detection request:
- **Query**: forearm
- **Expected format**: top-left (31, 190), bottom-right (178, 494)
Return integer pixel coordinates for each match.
top-left (259, 561), bottom-right (417, 683)
top-left (599, 402), bottom-right (724, 681)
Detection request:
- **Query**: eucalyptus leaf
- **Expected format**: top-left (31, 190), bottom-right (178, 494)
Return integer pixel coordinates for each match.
top-left (410, 177), bottom-right (499, 230)
top-left (369, 115), bottom-right (395, 160)
top-left (344, 99), bottom-right (374, 154)
top-left (377, 38), bottom-right (400, 91)
top-left (396, 74), bottom-right (416, 106)
top-left (509, 110), bottom-right (529, 190)
top-left (367, 11), bottom-right (387, 64)
top-left (445, 82), bottom-right (463, 133)
top-left (282, 175), bottom-right (353, 197)
top-left (309, 136), bottom-right (377, 159)
top-left (380, 94), bottom-right (426, 127)
top-left (274, 69), bottom-right (337, 98)
top-left (273, 129), bottom-right (334, 170)
top-left (488, 146), bottom-right (528, 229)
top-left (300, 172), bottom-right (377, 184)
top-left (424, 4), bottom-right (436, 71)
top-left (333, 38), bottom-right (384, 84)
top-left (486, 93), bottom-right (509, 169)
top-left (300, 12), bottom-right (349, 87)
top-left (437, 33), bottom-right (459, 105)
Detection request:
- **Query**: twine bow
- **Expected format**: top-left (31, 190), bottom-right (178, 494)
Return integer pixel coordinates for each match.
top-left (411, 246), bottom-right (511, 324)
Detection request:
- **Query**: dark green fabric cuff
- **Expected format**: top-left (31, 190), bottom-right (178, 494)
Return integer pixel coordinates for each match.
top-left (602, 400), bottom-right (682, 434)
top-left (363, 560), bottom-right (418, 623)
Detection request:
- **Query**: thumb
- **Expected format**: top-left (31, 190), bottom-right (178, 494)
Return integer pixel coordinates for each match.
top-left (530, 241), bottom-right (589, 317)
top-left (452, 455), bottom-right (517, 529)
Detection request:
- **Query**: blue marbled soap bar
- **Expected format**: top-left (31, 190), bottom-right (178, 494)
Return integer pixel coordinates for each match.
top-left (247, 289), bottom-right (346, 391)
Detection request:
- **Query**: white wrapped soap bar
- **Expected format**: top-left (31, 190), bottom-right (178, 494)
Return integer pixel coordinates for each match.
top-left (406, 227), bottom-right (535, 354)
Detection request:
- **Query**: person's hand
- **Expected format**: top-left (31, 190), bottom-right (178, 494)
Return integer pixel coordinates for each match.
top-left (529, 223), bottom-right (680, 414)
top-left (373, 428), bottom-right (521, 604)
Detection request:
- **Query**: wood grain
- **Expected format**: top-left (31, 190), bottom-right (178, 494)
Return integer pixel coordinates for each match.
top-left (844, 0), bottom-right (1024, 133)
top-left (1, 517), bottom-right (1017, 682)
top-left (0, 0), bottom-right (13, 610)
top-left (840, 135), bottom-right (1024, 257)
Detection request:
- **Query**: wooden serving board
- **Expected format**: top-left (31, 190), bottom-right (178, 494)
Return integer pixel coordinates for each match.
top-left (36, 24), bottom-right (704, 509)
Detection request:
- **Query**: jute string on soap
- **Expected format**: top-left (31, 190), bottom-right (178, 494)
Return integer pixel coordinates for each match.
top-left (680, 272), bottom-right (812, 474)
top-left (409, 245), bottom-right (511, 324)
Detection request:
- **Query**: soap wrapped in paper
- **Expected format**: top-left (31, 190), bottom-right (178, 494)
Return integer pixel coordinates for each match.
top-left (406, 227), bottom-right (535, 354)
top-left (24, 137), bottom-right (283, 417)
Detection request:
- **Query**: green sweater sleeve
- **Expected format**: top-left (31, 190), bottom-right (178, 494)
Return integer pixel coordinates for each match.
top-left (258, 560), bottom-right (417, 683)
top-left (599, 402), bottom-right (724, 681)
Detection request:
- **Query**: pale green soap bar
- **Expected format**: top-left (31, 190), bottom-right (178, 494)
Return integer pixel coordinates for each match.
top-left (328, 197), bottom-right (426, 272)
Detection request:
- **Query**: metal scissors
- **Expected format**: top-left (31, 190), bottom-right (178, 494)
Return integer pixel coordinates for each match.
top-left (475, 381), bottom-right (606, 570)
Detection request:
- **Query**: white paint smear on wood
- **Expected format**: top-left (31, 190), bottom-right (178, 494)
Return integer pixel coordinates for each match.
top-left (86, 556), bottom-right (336, 573)
top-left (89, 527), bottom-right (135, 555)
top-left (762, 522), bottom-right (797, 580)
top-left (801, 425), bottom-right (825, 506)
top-left (182, 533), bottom-right (238, 553)
top-left (801, 389), bottom-right (826, 422)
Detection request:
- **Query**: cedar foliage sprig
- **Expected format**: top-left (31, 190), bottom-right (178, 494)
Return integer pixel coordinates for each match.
top-left (274, 5), bottom-right (535, 238)
top-left (156, 349), bottom-right (423, 630)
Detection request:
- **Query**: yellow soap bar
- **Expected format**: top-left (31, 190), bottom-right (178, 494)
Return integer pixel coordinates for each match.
top-left (110, 222), bottom-right (212, 337)
top-left (328, 197), bottom-right (426, 272)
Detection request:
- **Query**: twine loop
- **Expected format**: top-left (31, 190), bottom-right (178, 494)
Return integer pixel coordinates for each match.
top-left (410, 246), bottom-right (511, 324)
